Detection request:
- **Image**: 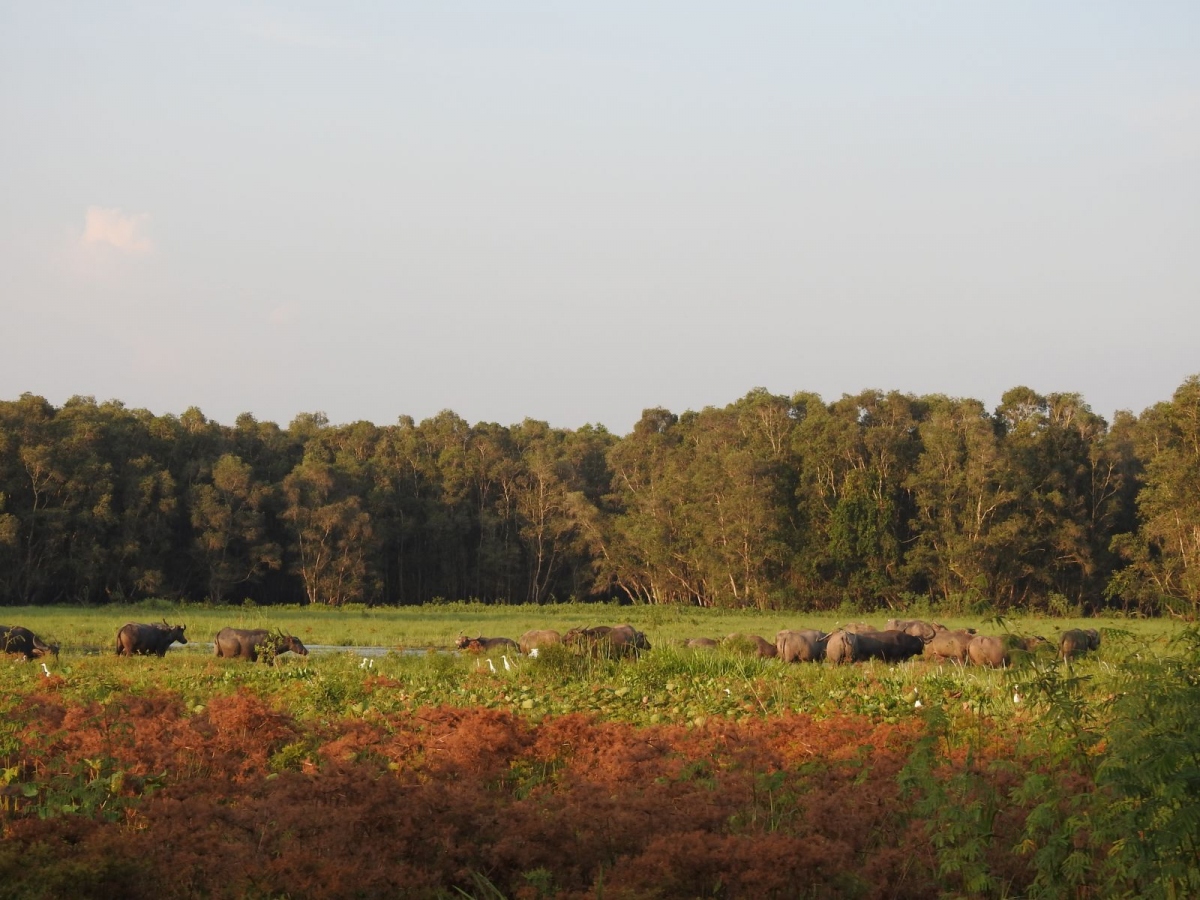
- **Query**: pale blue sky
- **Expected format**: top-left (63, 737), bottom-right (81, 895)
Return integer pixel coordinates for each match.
top-left (2, 2), bottom-right (1197, 432)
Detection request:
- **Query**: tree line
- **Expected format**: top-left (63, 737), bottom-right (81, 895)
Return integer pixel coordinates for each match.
top-left (0, 377), bottom-right (1197, 614)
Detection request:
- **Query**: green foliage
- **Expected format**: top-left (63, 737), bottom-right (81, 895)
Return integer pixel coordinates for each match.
top-left (0, 376), bottom-right (1194, 614)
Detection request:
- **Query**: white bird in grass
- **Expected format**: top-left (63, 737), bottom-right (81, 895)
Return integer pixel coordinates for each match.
top-left (487, 658), bottom-right (497, 674)
top-left (41, 662), bottom-right (51, 678)
top-left (1013, 691), bottom-right (1023, 705)
top-left (502, 654), bottom-right (512, 672)
top-left (529, 648), bottom-right (539, 658)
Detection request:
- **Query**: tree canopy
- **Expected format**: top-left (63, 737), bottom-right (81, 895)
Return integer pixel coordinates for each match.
top-left (0, 379), bottom-right (1194, 614)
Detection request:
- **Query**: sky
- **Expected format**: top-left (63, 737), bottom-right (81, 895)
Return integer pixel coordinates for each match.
top-left (2, 2), bottom-right (1198, 435)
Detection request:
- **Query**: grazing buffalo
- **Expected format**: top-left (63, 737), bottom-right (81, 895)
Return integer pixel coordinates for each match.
top-left (724, 634), bottom-right (778, 659)
top-left (776, 629), bottom-right (828, 663)
top-left (518, 629), bottom-right (561, 655)
top-left (1059, 628), bottom-right (1101, 661)
top-left (885, 619), bottom-right (940, 643)
top-left (966, 635), bottom-right (1009, 668)
top-left (0, 625), bottom-right (59, 661)
top-left (564, 624), bottom-right (650, 658)
top-left (214, 627), bottom-right (308, 663)
top-left (854, 630), bottom-right (925, 663)
top-left (116, 621), bottom-right (187, 657)
top-left (824, 630), bottom-right (859, 665)
top-left (685, 638), bottom-right (720, 650)
top-left (455, 634), bottom-right (519, 653)
top-left (923, 629), bottom-right (975, 664)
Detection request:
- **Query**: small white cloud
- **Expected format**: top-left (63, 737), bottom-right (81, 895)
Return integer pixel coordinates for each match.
top-left (82, 207), bottom-right (153, 253)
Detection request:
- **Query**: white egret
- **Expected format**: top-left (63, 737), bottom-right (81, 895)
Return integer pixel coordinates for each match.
top-left (487, 658), bottom-right (497, 674)
top-left (41, 662), bottom-right (51, 678)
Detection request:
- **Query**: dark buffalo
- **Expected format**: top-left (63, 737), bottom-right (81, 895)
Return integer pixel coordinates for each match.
top-left (854, 630), bottom-right (925, 662)
top-left (1059, 628), bottom-right (1101, 661)
top-left (885, 618), bottom-right (940, 643)
top-left (214, 627), bottom-right (308, 663)
top-left (0, 625), bottom-right (59, 661)
top-left (115, 621), bottom-right (187, 657)
top-left (455, 634), bottom-right (519, 652)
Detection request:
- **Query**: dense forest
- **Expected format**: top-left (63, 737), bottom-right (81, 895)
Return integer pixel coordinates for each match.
top-left (1, 377), bottom-right (1197, 614)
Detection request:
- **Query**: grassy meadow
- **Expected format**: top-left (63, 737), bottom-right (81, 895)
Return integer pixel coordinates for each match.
top-left (0, 599), bottom-right (1180, 655)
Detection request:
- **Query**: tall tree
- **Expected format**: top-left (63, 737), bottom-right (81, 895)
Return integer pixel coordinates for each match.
top-left (281, 458), bottom-right (374, 606)
top-left (904, 396), bottom-right (1017, 606)
top-left (1109, 376), bottom-right (1200, 615)
top-left (190, 454), bottom-right (280, 603)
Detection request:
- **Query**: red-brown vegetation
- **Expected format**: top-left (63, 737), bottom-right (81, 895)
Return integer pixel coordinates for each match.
top-left (0, 689), bottom-right (1039, 899)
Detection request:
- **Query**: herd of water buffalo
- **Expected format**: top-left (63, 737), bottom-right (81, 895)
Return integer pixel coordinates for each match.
top-left (456, 619), bottom-right (1102, 668)
top-left (0, 621), bottom-right (309, 664)
top-left (1, 618), bottom-right (1101, 668)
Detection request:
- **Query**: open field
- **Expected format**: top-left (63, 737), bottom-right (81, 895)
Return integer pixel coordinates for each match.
top-left (2, 606), bottom-right (1198, 898)
top-left (0, 600), bottom-right (1182, 655)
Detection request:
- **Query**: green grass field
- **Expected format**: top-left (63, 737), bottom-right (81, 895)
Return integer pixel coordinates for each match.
top-left (0, 599), bottom-right (1181, 655)
top-left (0, 601), bottom-right (1182, 733)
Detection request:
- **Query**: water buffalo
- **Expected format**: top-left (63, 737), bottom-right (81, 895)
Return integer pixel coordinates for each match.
top-left (842, 622), bottom-right (878, 634)
top-left (824, 630), bottom-right (859, 665)
top-left (518, 629), bottom-right (561, 654)
top-left (885, 619), bottom-right (940, 643)
top-left (0, 625), bottom-right (59, 661)
top-left (966, 635), bottom-right (1009, 668)
top-left (923, 629), bottom-right (975, 664)
top-left (776, 629), bottom-right (828, 663)
top-left (1059, 628), bottom-right (1101, 661)
top-left (723, 634), bottom-right (778, 658)
top-left (564, 624), bottom-right (650, 658)
top-left (214, 627), bottom-right (308, 663)
top-left (854, 630), bottom-right (925, 663)
top-left (116, 621), bottom-right (187, 657)
top-left (455, 634), bottom-right (519, 653)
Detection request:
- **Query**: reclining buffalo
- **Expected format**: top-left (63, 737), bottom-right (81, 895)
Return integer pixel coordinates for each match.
top-left (724, 634), bottom-right (778, 658)
top-left (214, 627), bottom-right (308, 663)
top-left (0, 625), bottom-right (59, 661)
